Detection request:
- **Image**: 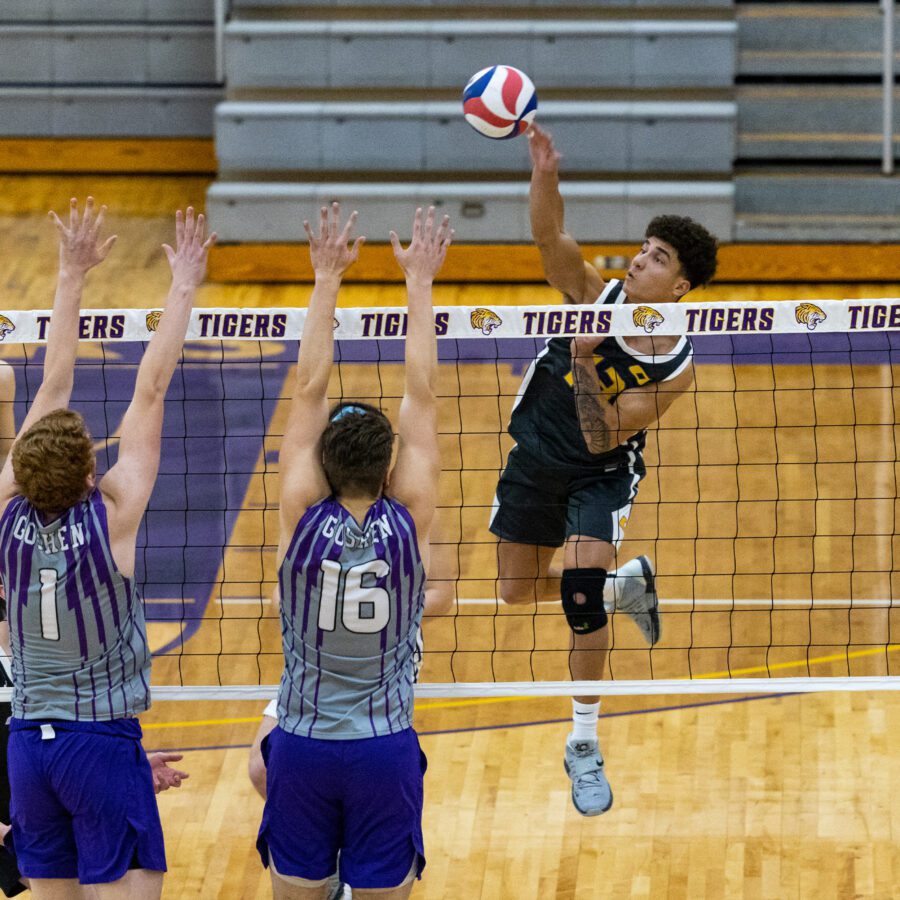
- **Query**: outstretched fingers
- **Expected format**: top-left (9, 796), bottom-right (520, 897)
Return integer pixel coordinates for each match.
top-left (48, 209), bottom-right (67, 237)
top-left (174, 208), bottom-right (185, 251)
top-left (434, 213), bottom-right (451, 248)
top-left (96, 233), bottom-right (118, 261)
top-left (425, 206), bottom-right (441, 245)
top-left (339, 209), bottom-right (359, 244)
top-left (410, 206), bottom-right (423, 243)
top-left (183, 207), bottom-right (196, 247)
top-left (328, 202), bottom-right (340, 239)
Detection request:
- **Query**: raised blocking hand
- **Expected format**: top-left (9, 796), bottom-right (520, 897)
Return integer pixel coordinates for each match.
top-left (49, 196), bottom-right (117, 277)
top-left (303, 202), bottom-right (365, 280)
top-left (162, 207), bottom-right (217, 290)
top-left (390, 206), bottom-right (453, 285)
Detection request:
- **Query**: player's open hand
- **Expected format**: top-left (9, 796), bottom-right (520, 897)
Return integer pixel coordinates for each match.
top-left (49, 197), bottom-right (117, 277)
top-left (149, 751), bottom-right (190, 794)
top-left (390, 206), bottom-right (453, 284)
top-left (304, 202), bottom-right (364, 280)
top-left (527, 123), bottom-right (561, 175)
top-left (162, 207), bottom-right (217, 289)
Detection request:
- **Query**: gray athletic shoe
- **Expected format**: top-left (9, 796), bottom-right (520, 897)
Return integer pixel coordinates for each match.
top-left (613, 555), bottom-right (660, 646)
top-left (564, 739), bottom-right (613, 816)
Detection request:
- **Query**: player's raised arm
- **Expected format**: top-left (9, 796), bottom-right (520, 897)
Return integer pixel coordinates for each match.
top-left (278, 203), bottom-right (364, 549)
top-left (100, 207), bottom-right (215, 572)
top-left (387, 207), bottom-right (453, 540)
top-left (528, 124), bottom-right (603, 305)
top-left (0, 198), bottom-right (115, 506)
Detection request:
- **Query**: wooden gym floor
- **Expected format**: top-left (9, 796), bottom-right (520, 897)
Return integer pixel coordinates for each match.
top-left (0, 176), bottom-right (898, 898)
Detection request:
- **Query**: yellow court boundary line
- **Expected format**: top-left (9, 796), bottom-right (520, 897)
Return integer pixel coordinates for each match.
top-left (695, 644), bottom-right (900, 679)
top-left (142, 644), bottom-right (900, 731)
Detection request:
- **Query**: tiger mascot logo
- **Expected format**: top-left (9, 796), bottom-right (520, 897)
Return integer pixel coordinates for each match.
top-left (0, 315), bottom-right (14, 342)
top-left (795, 303), bottom-right (826, 331)
top-left (633, 305), bottom-right (664, 334)
top-left (470, 307), bottom-right (502, 335)
top-left (145, 311), bottom-right (162, 333)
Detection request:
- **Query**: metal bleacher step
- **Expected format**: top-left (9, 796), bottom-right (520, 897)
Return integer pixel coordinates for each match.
top-left (735, 169), bottom-right (900, 240)
top-left (229, 0), bottom-right (733, 10)
top-left (206, 179), bottom-right (735, 244)
top-left (0, 87), bottom-right (221, 137)
top-left (1, 0), bottom-right (212, 23)
top-left (738, 85), bottom-right (900, 160)
top-left (215, 99), bottom-right (736, 175)
top-left (738, 2), bottom-right (895, 77)
top-left (224, 20), bottom-right (736, 90)
top-left (0, 24), bottom-right (216, 85)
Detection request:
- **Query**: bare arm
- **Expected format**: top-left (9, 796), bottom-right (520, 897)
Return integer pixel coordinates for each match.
top-left (277, 204), bottom-right (364, 562)
top-left (387, 208), bottom-right (453, 545)
top-left (528, 124), bottom-right (604, 305)
top-left (101, 208), bottom-right (215, 575)
top-left (570, 337), bottom-right (694, 453)
top-left (0, 198), bottom-right (115, 506)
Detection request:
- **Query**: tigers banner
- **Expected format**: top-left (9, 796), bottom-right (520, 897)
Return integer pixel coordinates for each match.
top-left (0, 297), bottom-right (898, 343)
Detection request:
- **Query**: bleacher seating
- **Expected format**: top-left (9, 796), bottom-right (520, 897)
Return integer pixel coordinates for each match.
top-left (0, 1), bottom-right (220, 139)
top-left (209, 3), bottom-right (738, 246)
top-left (735, 1), bottom-right (898, 240)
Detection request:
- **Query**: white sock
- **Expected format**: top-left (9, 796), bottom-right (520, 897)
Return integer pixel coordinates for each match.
top-left (568, 700), bottom-right (600, 745)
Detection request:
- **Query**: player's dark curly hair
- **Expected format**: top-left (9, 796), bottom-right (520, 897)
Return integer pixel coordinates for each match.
top-left (13, 409), bottom-right (95, 513)
top-left (321, 401), bottom-right (395, 498)
top-left (645, 215), bottom-right (718, 290)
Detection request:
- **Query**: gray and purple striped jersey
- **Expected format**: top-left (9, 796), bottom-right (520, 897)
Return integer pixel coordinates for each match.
top-left (0, 490), bottom-right (151, 721)
top-left (277, 495), bottom-right (426, 740)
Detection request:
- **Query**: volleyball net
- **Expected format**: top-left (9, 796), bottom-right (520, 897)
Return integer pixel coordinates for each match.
top-left (2, 297), bottom-right (900, 698)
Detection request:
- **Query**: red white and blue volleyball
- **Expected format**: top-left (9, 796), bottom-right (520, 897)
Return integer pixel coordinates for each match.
top-left (463, 65), bottom-right (538, 140)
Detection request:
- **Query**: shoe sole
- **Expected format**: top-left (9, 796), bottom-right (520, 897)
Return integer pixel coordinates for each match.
top-left (638, 555), bottom-right (661, 646)
top-left (563, 758), bottom-right (614, 816)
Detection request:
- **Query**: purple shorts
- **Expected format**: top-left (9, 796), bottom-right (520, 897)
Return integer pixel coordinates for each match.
top-left (8, 718), bottom-right (166, 884)
top-left (257, 726), bottom-right (426, 889)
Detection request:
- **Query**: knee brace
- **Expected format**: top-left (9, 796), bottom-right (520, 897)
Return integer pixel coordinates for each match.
top-left (561, 568), bottom-right (609, 635)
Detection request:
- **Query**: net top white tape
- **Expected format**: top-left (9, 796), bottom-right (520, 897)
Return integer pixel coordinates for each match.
top-left (1, 678), bottom-right (899, 702)
top-left (0, 297), bottom-right (898, 343)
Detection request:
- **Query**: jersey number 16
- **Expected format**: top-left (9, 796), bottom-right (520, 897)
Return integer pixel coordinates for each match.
top-left (317, 559), bottom-right (391, 634)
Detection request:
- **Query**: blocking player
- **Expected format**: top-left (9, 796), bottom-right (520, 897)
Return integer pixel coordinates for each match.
top-left (256, 203), bottom-right (451, 899)
top-left (248, 574), bottom-right (454, 800)
top-left (0, 199), bottom-right (214, 898)
top-left (490, 124), bottom-right (718, 816)
top-left (0, 357), bottom-right (188, 898)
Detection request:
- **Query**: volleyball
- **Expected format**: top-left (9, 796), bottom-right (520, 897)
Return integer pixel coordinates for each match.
top-left (462, 65), bottom-right (538, 139)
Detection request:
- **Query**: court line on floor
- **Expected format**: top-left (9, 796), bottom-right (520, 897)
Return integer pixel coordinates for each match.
top-left (143, 692), bottom-right (799, 754)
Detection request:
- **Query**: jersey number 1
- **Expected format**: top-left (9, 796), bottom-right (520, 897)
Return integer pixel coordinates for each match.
top-left (318, 559), bottom-right (391, 634)
top-left (39, 568), bottom-right (60, 641)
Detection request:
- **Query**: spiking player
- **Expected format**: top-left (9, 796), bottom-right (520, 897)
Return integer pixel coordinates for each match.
top-left (256, 203), bottom-right (451, 900)
top-left (0, 199), bottom-right (214, 898)
top-left (490, 124), bottom-right (718, 816)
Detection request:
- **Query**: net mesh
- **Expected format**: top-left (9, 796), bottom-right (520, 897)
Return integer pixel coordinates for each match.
top-left (3, 299), bottom-right (900, 697)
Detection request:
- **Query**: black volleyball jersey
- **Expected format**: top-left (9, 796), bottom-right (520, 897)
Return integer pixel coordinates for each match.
top-left (508, 280), bottom-right (692, 472)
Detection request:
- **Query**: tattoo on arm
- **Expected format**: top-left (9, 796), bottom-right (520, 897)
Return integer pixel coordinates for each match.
top-left (572, 358), bottom-right (613, 453)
